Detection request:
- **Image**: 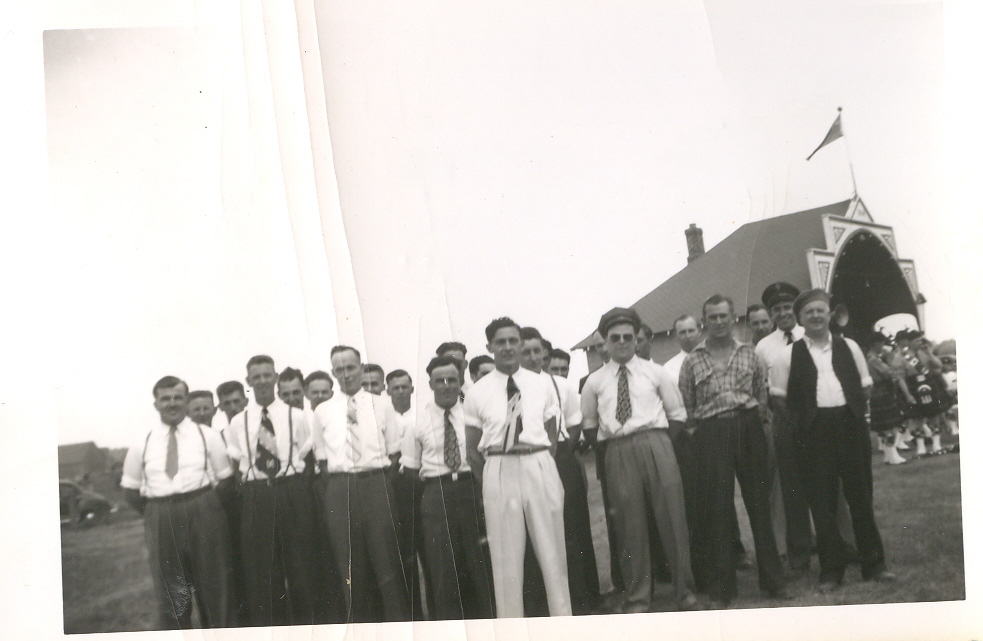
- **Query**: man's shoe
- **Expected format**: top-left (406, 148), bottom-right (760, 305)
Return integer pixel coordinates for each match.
top-left (870, 570), bottom-right (897, 583)
top-left (816, 579), bottom-right (841, 594)
top-left (767, 587), bottom-right (793, 600)
top-left (677, 594), bottom-right (700, 611)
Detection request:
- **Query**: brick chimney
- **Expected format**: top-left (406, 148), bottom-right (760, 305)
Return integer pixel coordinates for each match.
top-left (685, 223), bottom-right (705, 263)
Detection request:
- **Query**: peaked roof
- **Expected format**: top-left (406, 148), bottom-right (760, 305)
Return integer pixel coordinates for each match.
top-left (574, 199), bottom-right (852, 349)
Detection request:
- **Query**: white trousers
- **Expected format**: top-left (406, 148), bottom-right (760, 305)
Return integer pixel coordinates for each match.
top-left (482, 450), bottom-right (571, 618)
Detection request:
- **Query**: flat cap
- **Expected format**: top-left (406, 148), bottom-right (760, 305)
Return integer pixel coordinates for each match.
top-left (762, 282), bottom-right (801, 309)
top-left (792, 288), bottom-right (831, 318)
top-left (597, 307), bottom-right (641, 337)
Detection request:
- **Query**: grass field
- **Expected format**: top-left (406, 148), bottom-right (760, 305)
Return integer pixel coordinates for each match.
top-left (61, 443), bottom-right (964, 632)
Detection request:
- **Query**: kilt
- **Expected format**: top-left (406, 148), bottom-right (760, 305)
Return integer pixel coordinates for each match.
top-left (868, 380), bottom-right (903, 433)
top-left (903, 373), bottom-right (953, 419)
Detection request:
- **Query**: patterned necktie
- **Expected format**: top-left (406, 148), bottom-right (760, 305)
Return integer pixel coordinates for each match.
top-left (256, 407), bottom-right (281, 477)
top-left (165, 426), bottom-right (179, 479)
top-left (443, 408), bottom-right (461, 471)
top-left (616, 365), bottom-right (632, 425)
top-left (347, 395), bottom-right (362, 463)
top-left (784, 330), bottom-right (794, 345)
top-left (504, 375), bottom-right (523, 450)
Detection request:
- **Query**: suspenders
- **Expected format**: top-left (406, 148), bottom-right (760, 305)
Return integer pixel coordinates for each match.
top-left (241, 406), bottom-right (296, 482)
top-left (549, 374), bottom-right (567, 442)
top-left (140, 422), bottom-right (211, 495)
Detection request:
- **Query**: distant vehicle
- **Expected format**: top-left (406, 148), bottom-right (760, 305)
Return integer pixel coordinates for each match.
top-left (59, 481), bottom-right (118, 528)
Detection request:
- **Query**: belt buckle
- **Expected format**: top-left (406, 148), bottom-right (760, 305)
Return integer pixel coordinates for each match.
top-left (451, 472), bottom-right (460, 482)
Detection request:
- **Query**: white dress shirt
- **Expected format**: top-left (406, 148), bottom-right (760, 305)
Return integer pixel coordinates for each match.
top-left (121, 417), bottom-right (233, 498)
top-left (401, 400), bottom-right (471, 478)
top-left (581, 356), bottom-right (687, 441)
top-left (384, 397), bottom-right (415, 456)
top-left (769, 333), bottom-right (873, 406)
top-left (539, 370), bottom-right (581, 441)
top-left (226, 398), bottom-right (313, 481)
top-left (463, 367), bottom-right (559, 453)
top-left (312, 389), bottom-right (392, 473)
top-left (661, 350), bottom-right (688, 390)
top-left (755, 324), bottom-right (805, 395)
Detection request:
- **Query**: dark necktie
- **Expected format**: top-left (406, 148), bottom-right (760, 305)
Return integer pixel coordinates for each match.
top-left (504, 375), bottom-right (523, 450)
top-left (784, 331), bottom-right (794, 345)
top-left (256, 407), bottom-right (281, 477)
top-left (616, 365), bottom-right (632, 425)
top-left (443, 408), bottom-right (461, 470)
top-left (165, 426), bottom-right (178, 479)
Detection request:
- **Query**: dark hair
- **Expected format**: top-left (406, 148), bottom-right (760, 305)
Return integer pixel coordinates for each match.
top-left (869, 332), bottom-right (890, 347)
top-left (304, 370), bottom-right (333, 388)
top-left (702, 294), bottom-right (734, 317)
top-left (385, 369), bottom-right (412, 386)
top-left (188, 390), bottom-right (214, 403)
top-left (549, 348), bottom-right (571, 364)
top-left (746, 303), bottom-right (767, 317)
top-left (216, 380), bottom-right (245, 398)
top-left (436, 341), bottom-right (468, 357)
top-left (363, 363), bottom-right (384, 378)
top-left (246, 354), bottom-right (275, 372)
top-left (468, 354), bottom-right (494, 377)
top-left (427, 355), bottom-right (461, 376)
top-left (673, 314), bottom-right (700, 332)
top-left (153, 375), bottom-right (188, 398)
top-left (519, 326), bottom-right (543, 342)
top-left (278, 367), bottom-right (304, 387)
top-left (638, 323), bottom-right (654, 339)
top-left (485, 317), bottom-right (521, 343)
top-left (330, 345), bottom-right (361, 360)
top-left (541, 338), bottom-right (553, 354)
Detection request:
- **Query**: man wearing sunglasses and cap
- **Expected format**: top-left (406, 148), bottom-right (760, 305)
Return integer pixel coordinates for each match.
top-left (770, 289), bottom-right (895, 593)
top-left (581, 307), bottom-right (699, 613)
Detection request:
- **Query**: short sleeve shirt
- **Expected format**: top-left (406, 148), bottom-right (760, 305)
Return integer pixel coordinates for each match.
top-left (463, 367), bottom-right (559, 452)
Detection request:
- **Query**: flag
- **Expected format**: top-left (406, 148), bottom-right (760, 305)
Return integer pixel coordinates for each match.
top-left (806, 112), bottom-right (843, 161)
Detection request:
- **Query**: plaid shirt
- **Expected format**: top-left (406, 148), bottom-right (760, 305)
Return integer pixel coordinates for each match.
top-left (678, 339), bottom-right (768, 420)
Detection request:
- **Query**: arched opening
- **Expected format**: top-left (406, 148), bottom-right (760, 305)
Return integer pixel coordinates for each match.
top-left (830, 229), bottom-right (917, 350)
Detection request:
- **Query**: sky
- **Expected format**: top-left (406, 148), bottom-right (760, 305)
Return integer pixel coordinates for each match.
top-left (41, 0), bottom-right (954, 448)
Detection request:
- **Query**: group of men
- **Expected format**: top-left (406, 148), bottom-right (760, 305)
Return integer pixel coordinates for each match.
top-left (120, 279), bottom-right (896, 629)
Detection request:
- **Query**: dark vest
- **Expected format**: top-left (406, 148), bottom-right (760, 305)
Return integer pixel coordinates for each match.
top-left (786, 334), bottom-right (866, 429)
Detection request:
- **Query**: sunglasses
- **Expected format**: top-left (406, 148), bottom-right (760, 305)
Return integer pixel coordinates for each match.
top-left (608, 333), bottom-right (635, 344)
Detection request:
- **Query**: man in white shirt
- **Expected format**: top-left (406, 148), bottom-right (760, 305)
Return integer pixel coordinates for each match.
top-left (464, 317), bottom-right (571, 618)
top-left (755, 282), bottom-right (811, 575)
top-left (547, 348), bottom-right (571, 378)
top-left (214, 380), bottom-right (248, 445)
top-left (662, 314), bottom-right (703, 387)
top-left (770, 289), bottom-right (894, 592)
top-left (121, 376), bottom-right (236, 629)
top-left (581, 308), bottom-right (698, 613)
top-left (402, 355), bottom-right (495, 619)
top-left (212, 380), bottom-right (249, 619)
top-left (386, 368), bottom-right (428, 619)
top-left (361, 363), bottom-right (386, 395)
top-left (437, 341), bottom-right (472, 398)
top-left (188, 390), bottom-right (218, 427)
top-left (225, 355), bottom-right (325, 626)
top-left (521, 327), bottom-right (600, 615)
top-left (312, 346), bottom-right (409, 622)
top-left (303, 370), bottom-right (334, 409)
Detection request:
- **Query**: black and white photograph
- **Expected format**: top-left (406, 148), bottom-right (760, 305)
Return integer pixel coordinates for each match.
top-left (1, 0), bottom-right (981, 639)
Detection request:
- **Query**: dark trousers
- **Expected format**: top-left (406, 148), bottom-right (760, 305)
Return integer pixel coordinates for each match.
top-left (219, 486), bottom-right (249, 622)
top-left (392, 470), bottom-right (430, 620)
top-left (322, 469), bottom-right (411, 622)
top-left (771, 399), bottom-right (816, 569)
top-left (795, 407), bottom-right (887, 583)
top-left (671, 426), bottom-right (744, 593)
top-left (144, 488), bottom-right (234, 629)
top-left (691, 410), bottom-right (785, 603)
top-left (239, 474), bottom-right (325, 626)
top-left (420, 474), bottom-right (495, 619)
top-left (593, 440), bottom-right (625, 593)
top-left (555, 441), bottom-right (601, 614)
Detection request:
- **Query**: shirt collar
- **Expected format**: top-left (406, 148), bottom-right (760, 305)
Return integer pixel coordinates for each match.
top-left (802, 331), bottom-right (833, 350)
top-left (604, 355), bottom-right (640, 374)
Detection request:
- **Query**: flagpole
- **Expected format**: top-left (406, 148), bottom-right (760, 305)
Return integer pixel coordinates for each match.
top-left (837, 107), bottom-right (859, 197)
